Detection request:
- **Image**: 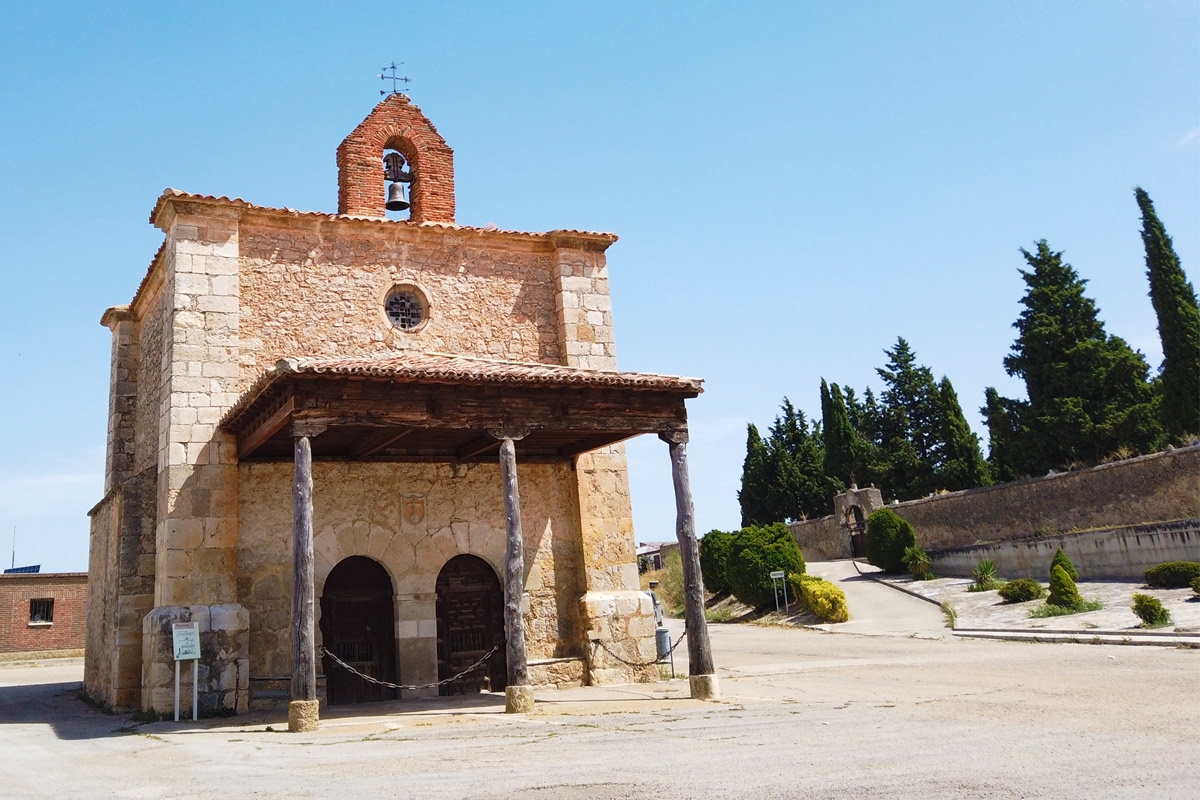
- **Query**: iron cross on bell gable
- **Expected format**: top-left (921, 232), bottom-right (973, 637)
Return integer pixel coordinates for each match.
top-left (379, 62), bottom-right (412, 96)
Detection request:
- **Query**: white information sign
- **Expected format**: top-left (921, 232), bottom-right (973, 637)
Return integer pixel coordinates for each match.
top-left (769, 570), bottom-right (786, 580)
top-left (172, 622), bottom-right (200, 661)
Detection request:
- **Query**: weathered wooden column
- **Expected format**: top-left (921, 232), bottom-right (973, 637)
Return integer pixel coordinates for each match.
top-left (288, 424), bottom-right (322, 732)
top-left (495, 432), bottom-right (534, 713)
top-left (660, 429), bottom-right (719, 700)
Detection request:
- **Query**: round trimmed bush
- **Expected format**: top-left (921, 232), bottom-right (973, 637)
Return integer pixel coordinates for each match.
top-left (726, 523), bottom-right (806, 609)
top-left (1048, 563), bottom-right (1082, 608)
top-left (865, 508), bottom-right (916, 574)
top-left (998, 578), bottom-right (1044, 603)
top-left (1191, 576), bottom-right (1200, 598)
top-left (1143, 561), bottom-right (1200, 589)
top-left (698, 529), bottom-right (735, 595)
top-left (1131, 593), bottom-right (1172, 627)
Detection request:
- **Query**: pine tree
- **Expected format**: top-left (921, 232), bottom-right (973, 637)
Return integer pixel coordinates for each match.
top-left (935, 377), bottom-right (991, 490)
top-left (1136, 187), bottom-right (1200, 439)
top-left (998, 241), bottom-right (1161, 473)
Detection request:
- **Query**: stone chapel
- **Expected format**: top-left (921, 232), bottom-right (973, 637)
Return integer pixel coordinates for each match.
top-left (85, 95), bottom-right (716, 721)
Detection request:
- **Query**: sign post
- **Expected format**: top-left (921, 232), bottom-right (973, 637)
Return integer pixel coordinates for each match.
top-left (172, 622), bottom-right (200, 722)
top-left (769, 570), bottom-right (788, 613)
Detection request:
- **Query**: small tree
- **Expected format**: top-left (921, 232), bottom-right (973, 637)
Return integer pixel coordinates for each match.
top-left (698, 529), bottom-right (735, 595)
top-left (865, 508), bottom-right (916, 574)
top-left (1050, 548), bottom-right (1079, 582)
top-left (726, 523), bottom-right (806, 609)
top-left (902, 544), bottom-right (933, 580)
top-left (1048, 563), bottom-right (1082, 609)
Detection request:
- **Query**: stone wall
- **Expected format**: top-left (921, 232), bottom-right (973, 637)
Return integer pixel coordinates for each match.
top-left (237, 219), bottom-right (561, 369)
top-left (84, 467), bottom-right (157, 710)
top-left (790, 445), bottom-right (1200, 564)
top-left (893, 445), bottom-right (1200, 549)
top-left (1, 573), bottom-right (87, 656)
top-left (237, 460), bottom-right (585, 705)
top-left (928, 519), bottom-right (1200, 580)
top-left (788, 516), bottom-right (850, 562)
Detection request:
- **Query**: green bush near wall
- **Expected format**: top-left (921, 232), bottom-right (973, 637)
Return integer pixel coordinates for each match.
top-left (865, 508), bottom-right (916, 574)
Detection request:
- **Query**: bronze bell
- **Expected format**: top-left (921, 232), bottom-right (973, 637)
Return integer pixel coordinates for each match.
top-left (385, 181), bottom-right (410, 211)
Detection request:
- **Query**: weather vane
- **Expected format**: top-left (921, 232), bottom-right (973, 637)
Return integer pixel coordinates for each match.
top-left (379, 62), bottom-right (412, 96)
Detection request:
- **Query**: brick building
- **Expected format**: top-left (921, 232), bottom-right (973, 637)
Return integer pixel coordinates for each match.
top-left (1, 572), bottom-right (87, 658)
top-left (86, 95), bottom-right (714, 720)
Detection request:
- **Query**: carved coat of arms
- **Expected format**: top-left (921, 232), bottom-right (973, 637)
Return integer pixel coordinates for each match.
top-left (402, 494), bottom-right (426, 525)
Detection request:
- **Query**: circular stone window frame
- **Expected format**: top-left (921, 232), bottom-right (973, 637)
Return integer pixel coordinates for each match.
top-left (381, 282), bottom-right (432, 334)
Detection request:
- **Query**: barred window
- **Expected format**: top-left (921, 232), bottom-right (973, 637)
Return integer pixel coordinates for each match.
top-left (29, 598), bottom-right (54, 624)
top-left (385, 290), bottom-right (425, 330)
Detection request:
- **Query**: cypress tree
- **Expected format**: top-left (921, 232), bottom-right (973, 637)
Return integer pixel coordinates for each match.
top-left (1000, 241), bottom-right (1161, 473)
top-left (820, 379), bottom-right (855, 489)
top-left (981, 386), bottom-right (1023, 482)
top-left (738, 424), bottom-right (773, 527)
top-left (935, 377), bottom-right (991, 490)
top-left (877, 337), bottom-right (943, 499)
top-left (1136, 187), bottom-right (1200, 438)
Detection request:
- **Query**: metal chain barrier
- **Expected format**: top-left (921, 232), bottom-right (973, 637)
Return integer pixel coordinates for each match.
top-left (590, 628), bottom-right (686, 669)
top-left (321, 644), bottom-right (498, 691)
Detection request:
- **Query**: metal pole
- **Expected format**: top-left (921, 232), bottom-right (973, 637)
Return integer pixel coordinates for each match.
top-left (192, 659), bottom-right (199, 722)
top-left (174, 660), bottom-right (180, 722)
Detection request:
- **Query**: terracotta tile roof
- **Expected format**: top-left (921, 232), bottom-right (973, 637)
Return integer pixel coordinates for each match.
top-left (149, 188), bottom-right (619, 243)
top-left (221, 352), bottom-right (703, 428)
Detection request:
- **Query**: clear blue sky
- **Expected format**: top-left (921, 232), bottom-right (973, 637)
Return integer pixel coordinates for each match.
top-left (1, 2), bottom-right (1196, 572)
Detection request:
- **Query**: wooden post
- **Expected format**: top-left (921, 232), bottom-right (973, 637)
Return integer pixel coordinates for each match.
top-left (288, 426), bottom-right (321, 732)
top-left (660, 429), bottom-right (720, 699)
top-left (496, 433), bottom-right (534, 712)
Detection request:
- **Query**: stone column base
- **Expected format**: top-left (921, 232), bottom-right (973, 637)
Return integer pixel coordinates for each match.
top-left (505, 685), bottom-right (535, 713)
top-left (579, 590), bottom-right (657, 685)
top-left (689, 674), bottom-right (720, 700)
top-left (288, 699), bottom-right (320, 732)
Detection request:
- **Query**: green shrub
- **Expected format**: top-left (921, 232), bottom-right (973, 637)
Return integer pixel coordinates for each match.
top-left (1143, 561), bottom-right (1200, 589)
top-left (969, 559), bottom-right (1002, 592)
top-left (794, 574), bottom-right (849, 623)
top-left (903, 545), bottom-right (933, 580)
top-left (698, 529), bottom-right (735, 595)
top-left (1048, 563), bottom-right (1083, 608)
top-left (998, 578), bottom-right (1044, 603)
top-left (1191, 576), bottom-right (1200, 598)
top-left (1049, 548), bottom-right (1079, 582)
top-left (1131, 593), bottom-right (1172, 627)
top-left (656, 548), bottom-right (685, 616)
top-left (726, 523), bottom-right (806, 609)
top-left (1029, 598), bottom-right (1103, 618)
top-left (865, 508), bottom-right (916, 574)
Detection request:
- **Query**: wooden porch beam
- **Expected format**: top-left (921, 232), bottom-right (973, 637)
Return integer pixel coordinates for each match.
top-left (456, 435), bottom-right (502, 461)
top-left (239, 397), bottom-right (294, 458)
top-left (349, 427), bottom-right (414, 459)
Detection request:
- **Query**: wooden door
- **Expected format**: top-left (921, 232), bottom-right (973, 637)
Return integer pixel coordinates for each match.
top-left (320, 556), bottom-right (397, 705)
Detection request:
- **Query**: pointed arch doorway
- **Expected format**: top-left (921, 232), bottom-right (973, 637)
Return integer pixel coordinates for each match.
top-left (320, 556), bottom-right (397, 705)
top-left (435, 554), bottom-right (507, 695)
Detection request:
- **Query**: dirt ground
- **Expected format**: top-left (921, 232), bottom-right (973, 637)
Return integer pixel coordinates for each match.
top-left (2, 618), bottom-right (1196, 799)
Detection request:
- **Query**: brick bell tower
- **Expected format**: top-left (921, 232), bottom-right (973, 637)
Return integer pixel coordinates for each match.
top-left (336, 93), bottom-right (456, 223)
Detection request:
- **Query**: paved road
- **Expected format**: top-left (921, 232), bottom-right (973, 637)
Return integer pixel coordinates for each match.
top-left (2, 626), bottom-right (1196, 799)
top-left (804, 559), bottom-right (947, 637)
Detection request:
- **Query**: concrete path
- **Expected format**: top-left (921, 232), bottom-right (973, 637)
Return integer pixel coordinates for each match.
top-left (802, 559), bottom-right (947, 638)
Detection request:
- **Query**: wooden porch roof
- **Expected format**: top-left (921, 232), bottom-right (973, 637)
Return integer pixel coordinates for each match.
top-left (220, 353), bottom-right (703, 462)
